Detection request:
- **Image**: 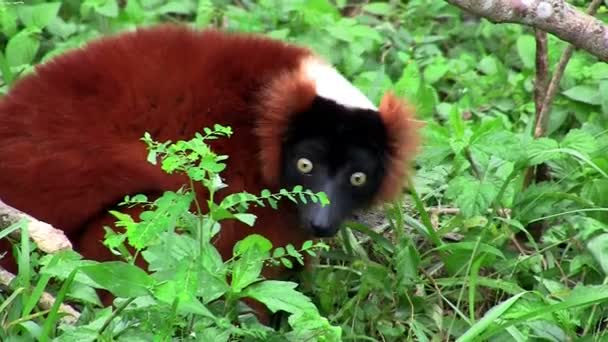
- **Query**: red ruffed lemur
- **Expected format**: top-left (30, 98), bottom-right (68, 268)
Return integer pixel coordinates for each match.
top-left (0, 24), bottom-right (418, 314)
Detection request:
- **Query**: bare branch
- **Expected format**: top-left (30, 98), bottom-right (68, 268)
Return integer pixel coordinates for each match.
top-left (0, 198), bottom-right (72, 253)
top-left (444, 0), bottom-right (608, 61)
top-left (535, 0), bottom-right (605, 137)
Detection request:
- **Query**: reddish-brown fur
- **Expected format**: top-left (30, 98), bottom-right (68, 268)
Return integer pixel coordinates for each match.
top-left (0, 24), bottom-right (417, 315)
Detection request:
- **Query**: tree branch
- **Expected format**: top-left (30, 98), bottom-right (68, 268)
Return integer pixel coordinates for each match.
top-left (0, 199), bottom-right (79, 324)
top-left (0, 198), bottom-right (72, 253)
top-left (444, 0), bottom-right (608, 61)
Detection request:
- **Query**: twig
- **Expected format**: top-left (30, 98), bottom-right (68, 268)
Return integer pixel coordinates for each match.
top-left (445, 0), bottom-right (608, 61)
top-left (534, 0), bottom-right (604, 138)
top-left (524, 29), bottom-right (550, 187)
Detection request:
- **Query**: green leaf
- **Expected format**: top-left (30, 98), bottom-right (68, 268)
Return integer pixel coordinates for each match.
top-left (562, 85), bottom-right (601, 105)
top-left (0, 6), bottom-right (18, 37)
top-left (478, 55), bottom-right (498, 75)
top-left (5, 28), bottom-right (40, 67)
top-left (243, 280), bottom-right (317, 314)
top-left (587, 233), bottom-right (608, 275)
top-left (434, 241), bottom-right (506, 259)
top-left (79, 262), bottom-right (154, 298)
top-left (395, 60), bottom-right (420, 101)
top-left (17, 2), bottom-right (61, 28)
top-left (415, 80), bottom-right (438, 118)
top-left (446, 175), bottom-right (498, 217)
top-left (231, 237), bottom-right (269, 292)
top-left (560, 129), bottom-right (597, 157)
top-left (362, 3), bottom-right (392, 16)
top-left (457, 292), bottom-right (528, 341)
top-left (233, 234), bottom-right (273, 256)
top-left (527, 138), bottom-right (560, 165)
top-left (471, 123), bottom-right (523, 162)
top-left (423, 59), bottom-right (449, 84)
top-left (156, 1), bottom-right (194, 15)
top-left (516, 35), bottom-right (535, 69)
top-left (591, 62), bottom-right (608, 80)
top-left (95, 0), bottom-right (119, 18)
top-left (234, 213), bottom-right (257, 226)
top-left (600, 80), bottom-right (608, 116)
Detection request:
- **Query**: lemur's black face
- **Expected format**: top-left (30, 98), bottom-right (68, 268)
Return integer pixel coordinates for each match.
top-left (280, 97), bottom-right (388, 237)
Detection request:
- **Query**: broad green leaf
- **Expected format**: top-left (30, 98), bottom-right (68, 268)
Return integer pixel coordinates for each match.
top-left (233, 234), bottom-right (273, 256)
top-left (234, 213), bottom-right (257, 226)
top-left (416, 80), bottom-right (438, 118)
top-left (587, 233), bottom-right (608, 275)
top-left (560, 129), bottom-right (597, 156)
top-left (590, 62), bottom-right (608, 80)
top-left (79, 262), bottom-right (155, 298)
top-left (243, 280), bottom-right (317, 314)
top-left (362, 3), bottom-right (392, 16)
top-left (5, 28), bottom-right (40, 67)
top-left (395, 60), bottom-right (420, 101)
top-left (562, 85), bottom-right (601, 105)
top-left (17, 2), bottom-right (61, 28)
top-left (424, 59), bottom-right (449, 84)
top-left (471, 126), bottom-right (522, 162)
top-left (231, 241), bottom-right (267, 292)
top-left (446, 175), bottom-right (498, 217)
top-left (0, 6), bottom-right (18, 37)
top-left (527, 138), bottom-right (560, 165)
top-left (95, 0), bottom-right (119, 17)
top-left (516, 35), bottom-right (535, 69)
top-left (478, 55), bottom-right (498, 75)
top-left (156, 1), bottom-right (194, 15)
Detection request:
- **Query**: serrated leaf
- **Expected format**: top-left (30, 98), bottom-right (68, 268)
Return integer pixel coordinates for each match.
top-left (448, 104), bottom-right (465, 139)
top-left (243, 280), bottom-right (317, 314)
top-left (561, 129), bottom-right (597, 156)
top-left (446, 175), bottom-right (498, 217)
top-left (231, 235), bottom-right (271, 292)
top-left (395, 60), bottom-right (420, 101)
top-left (415, 80), bottom-right (438, 118)
top-left (527, 138), bottom-right (561, 165)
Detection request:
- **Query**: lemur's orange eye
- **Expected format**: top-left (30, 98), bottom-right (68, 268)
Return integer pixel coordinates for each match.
top-left (350, 172), bottom-right (367, 186)
top-left (297, 158), bottom-right (313, 174)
